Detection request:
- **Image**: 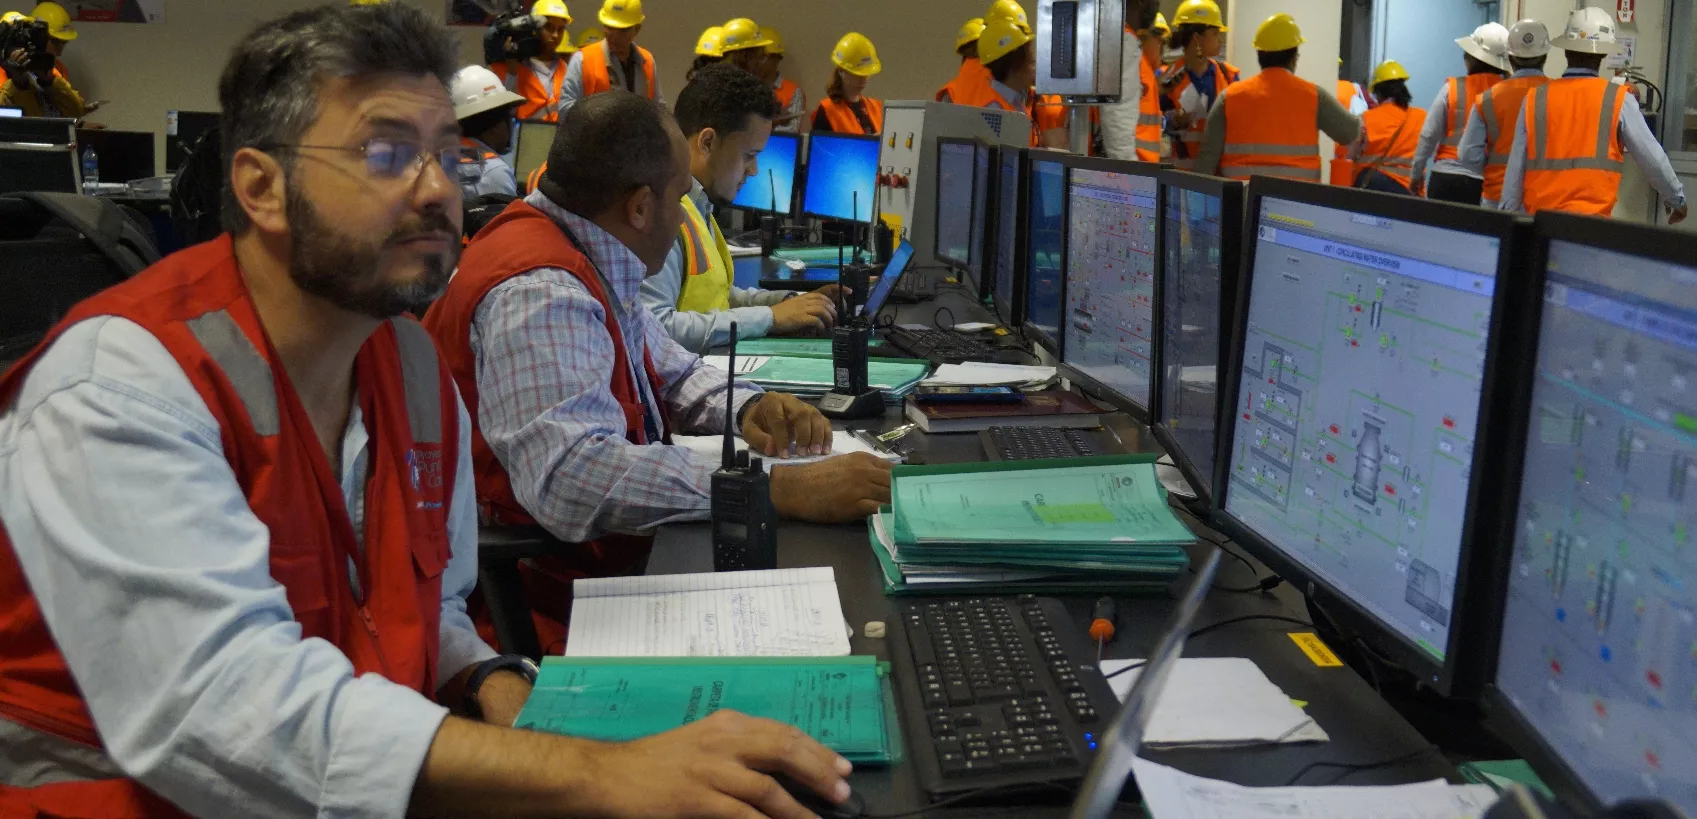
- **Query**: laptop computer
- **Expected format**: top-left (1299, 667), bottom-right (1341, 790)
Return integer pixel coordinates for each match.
top-left (857, 240), bottom-right (914, 321)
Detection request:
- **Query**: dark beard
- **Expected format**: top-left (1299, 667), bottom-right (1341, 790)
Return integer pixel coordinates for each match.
top-left (285, 187), bottom-right (457, 318)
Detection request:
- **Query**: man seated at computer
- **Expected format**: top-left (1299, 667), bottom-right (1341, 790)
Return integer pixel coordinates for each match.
top-left (640, 63), bottom-right (842, 353)
top-left (0, 5), bottom-right (854, 818)
top-left (424, 90), bottom-right (894, 641)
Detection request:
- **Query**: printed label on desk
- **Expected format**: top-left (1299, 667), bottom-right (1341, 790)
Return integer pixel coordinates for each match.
top-left (1032, 503), bottom-right (1117, 524)
top-left (1287, 632), bottom-right (1344, 667)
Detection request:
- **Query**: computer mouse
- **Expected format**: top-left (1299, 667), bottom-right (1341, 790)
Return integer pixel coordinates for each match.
top-left (778, 777), bottom-right (867, 819)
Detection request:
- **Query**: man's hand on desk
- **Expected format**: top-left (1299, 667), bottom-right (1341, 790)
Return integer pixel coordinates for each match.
top-left (770, 291), bottom-right (838, 335)
top-left (771, 452), bottom-right (893, 523)
top-left (742, 393), bottom-right (832, 458)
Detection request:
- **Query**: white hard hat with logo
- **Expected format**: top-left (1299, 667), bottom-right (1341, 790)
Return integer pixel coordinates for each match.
top-left (1551, 6), bottom-right (1620, 55)
top-left (450, 65), bottom-right (527, 121)
top-left (1505, 19), bottom-right (1551, 59)
top-left (1455, 22), bottom-right (1510, 71)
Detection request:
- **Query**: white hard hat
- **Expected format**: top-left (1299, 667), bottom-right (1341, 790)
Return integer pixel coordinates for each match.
top-left (1456, 22), bottom-right (1510, 71)
top-left (1505, 19), bottom-right (1550, 60)
top-left (1552, 6), bottom-right (1620, 55)
top-left (450, 65), bottom-right (526, 121)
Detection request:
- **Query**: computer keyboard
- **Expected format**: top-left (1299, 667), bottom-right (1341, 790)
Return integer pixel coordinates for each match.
top-left (890, 596), bottom-right (1119, 800)
top-left (884, 326), bottom-right (1000, 365)
top-left (981, 427), bottom-right (1103, 461)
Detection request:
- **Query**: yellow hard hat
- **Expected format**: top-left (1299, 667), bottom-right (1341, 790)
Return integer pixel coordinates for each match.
top-left (720, 17), bottom-right (772, 52)
top-left (1172, 0), bottom-right (1226, 31)
top-left (1370, 60), bottom-right (1409, 87)
top-left (598, 0), bottom-right (642, 29)
top-left (695, 26), bottom-right (725, 58)
top-left (832, 32), bottom-right (882, 77)
top-left (978, 15), bottom-right (1032, 65)
top-left (761, 26), bottom-right (784, 55)
top-left (986, 0), bottom-right (1031, 34)
top-left (556, 33), bottom-right (578, 54)
top-left (348, 0), bottom-right (391, 5)
top-left (955, 17), bottom-right (986, 50)
top-left (28, 1), bottom-right (74, 41)
top-left (0, 11), bottom-right (30, 23)
top-left (1149, 12), bottom-right (1170, 36)
top-left (1253, 13), bottom-right (1304, 51)
top-left (576, 26), bottom-right (603, 48)
top-left (531, 0), bottom-right (570, 23)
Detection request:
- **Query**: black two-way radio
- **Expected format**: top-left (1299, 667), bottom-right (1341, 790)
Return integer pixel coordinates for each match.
top-left (759, 168), bottom-right (781, 257)
top-left (710, 324), bottom-right (778, 571)
top-left (819, 203), bottom-right (884, 420)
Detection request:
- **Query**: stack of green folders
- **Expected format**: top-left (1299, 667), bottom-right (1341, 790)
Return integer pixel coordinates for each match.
top-left (732, 354), bottom-right (930, 405)
top-left (515, 656), bottom-right (900, 764)
top-left (867, 455), bottom-right (1195, 595)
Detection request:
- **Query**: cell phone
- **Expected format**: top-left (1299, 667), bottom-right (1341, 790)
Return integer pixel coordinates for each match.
top-left (913, 385), bottom-right (1023, 404)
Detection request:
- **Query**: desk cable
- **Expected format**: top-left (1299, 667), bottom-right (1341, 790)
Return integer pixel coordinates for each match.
top-left (1281, 744), bottom-right (1445, 787)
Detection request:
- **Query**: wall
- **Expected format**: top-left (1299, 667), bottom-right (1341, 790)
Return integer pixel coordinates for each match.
top-left (1371, 0), bottom-right (1490, 111)
top-left (1224, 0), bottom-right (1342, 163)
top-left (55, 0), bottom-right (999, 176)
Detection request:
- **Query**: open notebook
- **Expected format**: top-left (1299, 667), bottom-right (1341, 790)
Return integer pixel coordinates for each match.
top-left (565, 568), bottom-right (852, 657)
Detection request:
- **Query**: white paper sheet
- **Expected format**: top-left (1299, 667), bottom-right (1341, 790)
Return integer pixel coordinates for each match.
top-left (1100, 658), bottom-right (1328, 747)
top-left (566, 568), bottom-right (851, 657)
top-left (1132, 758), bottom-right (1499, 819)
top-left (920, 361), bottom-right (1058, 386)
top-left (671, 429), bottom-right (901, 469)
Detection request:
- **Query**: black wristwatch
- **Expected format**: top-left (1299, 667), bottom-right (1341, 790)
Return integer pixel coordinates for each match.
top-left (463, 654), bottom-right (540, 718)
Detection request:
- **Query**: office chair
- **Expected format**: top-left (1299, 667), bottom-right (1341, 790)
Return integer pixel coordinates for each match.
top-left (476, 525), bottom-right (563, 660)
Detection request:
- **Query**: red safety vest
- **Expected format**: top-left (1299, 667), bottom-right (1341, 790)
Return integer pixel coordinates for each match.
top-left (0, 236), bottom-right (457, 818)
top-left (936, 57), bottom-right (991, 104)
top-left (1519, 77), bottom-right (1627, 217)
top-left (1477, 75), bottom-right (1551, 203)
top-left (1166, 59), bottom-right (1240, 170)
top-left (578, 40), bottom-right (657, 100)
top-left (1218, 67), bottom-right (1322, 182)
top-left (813, 95), bottom-right (884, 134)
top-left (1437, 73), bottom-right (1503, 162)
top-left (422, 200), bottom-right (667, 651)
top-left (493, 57), bottom-right (569, 122)
top-left (1357, 104), bottom-right (1426, 189)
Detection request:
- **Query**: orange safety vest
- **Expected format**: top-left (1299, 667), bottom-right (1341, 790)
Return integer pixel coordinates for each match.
top-left (422, 200), bottom-right (666, 650)
top-left (1477, 75), bottom-right (1551, 203)
top-left (493, 57), bottom-right (569, 122)
top-left (1134, 57), bottom-right (1164, 162)
top-left (1166, 59), bottom-right (1240, 170)
top-left (1357, 104), bottom-right (1426, 189)
top-left (936, 56), bottom-right (991, 104)
top-left (1218, 67), bottom-right (1321, 182)
top-left (813, 95), bottom-right (884, 134)
top-left (1437, 73), bottom-right (1503, 162)
top-left (775, 76), bottom-right (801, 110)
top-left (578, 40), bottom-right (657, 100)
top-left (1519, 77), bottom-right (1627, 217)
top-left (526, 162), bottom-right (547, 195)
top-left (1331, 80), bottom-right (1364, 185)
top-left (1032, 93), bottom-right (1070, 147)
top-left (0, 236), bottom-right (457, 819)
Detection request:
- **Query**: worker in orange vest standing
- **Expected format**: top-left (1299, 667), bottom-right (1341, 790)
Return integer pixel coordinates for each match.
top-left (937, 17), bottom-right (988, 103)
top-left (953, 15), bottom-right (1065, 148)
top-left (1197, 13), bottom-right (1361, 182)
top-left (811, 32), bottom-right (885, 134)
top-left (1455, 19), bottom-right (1550, 209)
top-left (558, 0), bottom-right (659, 117)
top-left (491, 0), bottom-right (573, 123)
top-left (1329, 59), bottom-right (1371, 185)
top-left (1164, 0), bottom-right (1240, 170)
top-left (1349, 61), bottom-right (1424, 194)
top-left (1499, 8), bottom-right (1686, 221)
top-left (759, 27), bottom-right (806, 133)
top-left (1411, 22), bottom-right (1508, 202)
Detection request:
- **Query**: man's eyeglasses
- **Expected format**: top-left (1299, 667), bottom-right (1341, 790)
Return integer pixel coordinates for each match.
top-left (261, 137), bottom-right (464, 180)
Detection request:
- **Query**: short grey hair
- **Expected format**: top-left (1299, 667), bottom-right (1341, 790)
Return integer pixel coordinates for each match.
top-left (543, 91), bottom-right (680, 220)
top-left (217, 3), bottom-right (458, 232)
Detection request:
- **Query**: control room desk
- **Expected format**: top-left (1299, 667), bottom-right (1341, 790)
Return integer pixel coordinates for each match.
top-left (647, 407), bottom-right (1457, 816)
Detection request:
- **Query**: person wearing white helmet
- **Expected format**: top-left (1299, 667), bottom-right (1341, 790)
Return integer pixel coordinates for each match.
top-left (1498, 7), bottom-right (1686, 222)
top-left (1453, 19), bottom-right (1550, 208)
top-left (451, 65), bottom-right (528, 200)
top-left (1411, 22), bottom-right (1508, 203)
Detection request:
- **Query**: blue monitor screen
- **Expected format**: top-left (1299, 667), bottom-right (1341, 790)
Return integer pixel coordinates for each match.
top-left (1025, 159), bottom-right (1066, 347)
top-left (731, 133), bottom-right (799, 213)
top-left (803, 133), bottom-right (880, 222)
top-left (861, 240), bottom-right (915, 318)
top-left (935, 141), bottom-right (976, 269)
top-left (1495, 240), bottom-right (1697, 812)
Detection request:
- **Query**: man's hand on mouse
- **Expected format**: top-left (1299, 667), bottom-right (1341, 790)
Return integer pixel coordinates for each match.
top-left (771, 452), bottom-right (894, 523)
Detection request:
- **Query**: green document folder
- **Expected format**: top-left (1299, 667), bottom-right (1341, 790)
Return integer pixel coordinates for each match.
top-left (516, 657), bottom-right (898, 764)
top-left (733, 338), bottom-right (837, 357)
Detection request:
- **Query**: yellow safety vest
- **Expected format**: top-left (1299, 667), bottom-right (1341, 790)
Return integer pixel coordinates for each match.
top-left (675, 194), bottom-right (734, 313)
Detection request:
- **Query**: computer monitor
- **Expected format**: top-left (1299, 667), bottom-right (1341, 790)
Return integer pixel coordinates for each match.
top-left (77, 129), bottom-right (157, 183)
top-left (1060, 157), bottom-right (1161, 417)
top-left (730, 132), bottom-right (799, 213)
top-left (513, 120), bottom-right (557, 193)
top-left (166, 110), bottom-right (219, 174)
top-left (1216, 178), bottom-right (1530, 697)
top-left (860, 240), bottom-right (915, 320)
top-left (1151, 171), bottom-right (1244, 505)
top-left (965, 139), bottom-right (990, 298)
top-left (933, 137), bottom-right (977, 274)
top-left (1024, 157), bottom-right (1066, 354)
top-left (1486, 212), bottom-right (1697, 813)
top-left (989, 146), bottom-right (1026, 328)
top-left (1, 117), bottom-right (78, 195)
top-left (0, 107), bottom-right (21, 118)
top-left (802, 132), bottom-right (880, 223)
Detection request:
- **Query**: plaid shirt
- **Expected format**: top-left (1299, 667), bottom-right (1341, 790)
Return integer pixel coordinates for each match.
top-left (469, 191), bottom-right (763, 542)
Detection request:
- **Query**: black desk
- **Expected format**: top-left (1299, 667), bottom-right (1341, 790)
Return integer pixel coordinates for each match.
top-left (651, 288), bottom-right (1456, 815)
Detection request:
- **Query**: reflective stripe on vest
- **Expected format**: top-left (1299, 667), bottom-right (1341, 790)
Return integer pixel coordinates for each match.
top-left (1522, 78), bottom-right (1626, 215)
top-left (495, 58), bottom-right (568, 122)
top-left (1134, 58), bottom-right (1163, 161)
top-left (1359, 104), bottom-right (1425, 188)
top-left (1218, 68), bottom-right (1323, 182)
top-left (1438, 73), bottom-right (1501, 160)
top-left (675, 195), bottom-right (733, 314)
top-left (0, 716), bottom-right (126, 787)
top-left (1479, 75), bottom-right (1550, 201)
top-left (184, 309), bottom-right (279, 436)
